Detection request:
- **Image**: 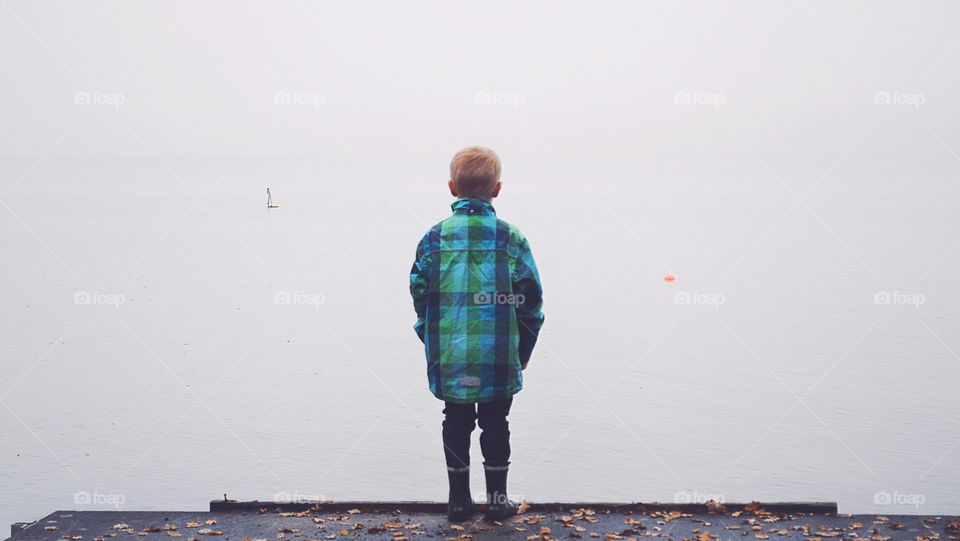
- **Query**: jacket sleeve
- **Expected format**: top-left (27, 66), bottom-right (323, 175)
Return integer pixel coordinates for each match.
top-left (512, 236), bottom-right (544, 367)
top-left (409, 238), bottom-right (429, 344)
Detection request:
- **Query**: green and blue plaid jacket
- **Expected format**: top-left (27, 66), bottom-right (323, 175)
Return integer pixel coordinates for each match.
top-left (410, 197), bottom-right (545, 404)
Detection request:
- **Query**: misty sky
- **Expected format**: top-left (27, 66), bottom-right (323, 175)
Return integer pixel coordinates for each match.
top-left (2, 0), bottom-right (959, 162)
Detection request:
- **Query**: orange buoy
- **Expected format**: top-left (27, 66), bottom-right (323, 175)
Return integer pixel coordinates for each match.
top-left (664, 273), bottom-right (676, 283)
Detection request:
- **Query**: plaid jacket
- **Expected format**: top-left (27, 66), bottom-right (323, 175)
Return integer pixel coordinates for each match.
top-left (410, 197), bottom-right (545, 404)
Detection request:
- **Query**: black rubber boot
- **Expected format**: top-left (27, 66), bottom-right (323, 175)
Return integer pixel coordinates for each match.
top-left (482, 464), bottom-right (518, 521)
top-left (447, 468), bottom-right (476, 522)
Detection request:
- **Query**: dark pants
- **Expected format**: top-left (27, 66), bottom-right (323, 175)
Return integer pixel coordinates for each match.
top-left (442, 397), bottom-right (513, 471)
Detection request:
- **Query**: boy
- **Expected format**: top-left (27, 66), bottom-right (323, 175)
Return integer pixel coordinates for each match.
top-left (409, 146), bottom-right (545, 522)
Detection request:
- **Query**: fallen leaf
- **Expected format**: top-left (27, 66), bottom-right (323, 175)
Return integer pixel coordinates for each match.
top-left (196, 529), bottom-right (222, 536)
top-left (185, 523), bottom-right (200, 529)
top-left (706, 500), bottom-right (726, 514)
top-left (517, 501), bottom-right (531, 515)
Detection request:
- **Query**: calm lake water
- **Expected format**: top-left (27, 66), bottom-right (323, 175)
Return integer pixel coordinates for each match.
top-left (1, 153), bottom-right (958, 528)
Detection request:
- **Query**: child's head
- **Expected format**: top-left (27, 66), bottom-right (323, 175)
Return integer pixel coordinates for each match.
top-left (448, 146), bottom-right (502, 201)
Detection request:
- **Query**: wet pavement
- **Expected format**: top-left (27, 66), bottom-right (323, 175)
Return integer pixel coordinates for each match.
top-left (9, 501), bottom-right (958, 541)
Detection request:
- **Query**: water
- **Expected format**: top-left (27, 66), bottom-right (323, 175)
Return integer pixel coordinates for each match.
top-left (1, 152), bottom-right (958, 528)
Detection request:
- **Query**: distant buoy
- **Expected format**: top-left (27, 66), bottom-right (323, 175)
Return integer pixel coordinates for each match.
top-left (664, 273), bottom-right (676, 283)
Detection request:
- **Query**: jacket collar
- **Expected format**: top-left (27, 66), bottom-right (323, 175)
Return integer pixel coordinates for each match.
top-left (451, 197), bottom-right (496, 215)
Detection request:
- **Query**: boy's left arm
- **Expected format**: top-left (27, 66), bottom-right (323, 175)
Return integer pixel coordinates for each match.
top-left (409, 238), bottom-right (429, 344)
top-left (513, 236), bottom-right (545, 369)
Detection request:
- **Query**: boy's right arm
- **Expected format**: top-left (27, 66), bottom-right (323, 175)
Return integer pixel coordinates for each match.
top-left (409, 239), bottom-right (429, 344)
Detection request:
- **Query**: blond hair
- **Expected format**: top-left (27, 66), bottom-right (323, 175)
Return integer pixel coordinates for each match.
top-left (450, 146), bottom-right (501, 199)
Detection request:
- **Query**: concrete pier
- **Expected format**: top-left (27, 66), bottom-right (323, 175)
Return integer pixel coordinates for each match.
top-left (8, 500), bottom-right (957, 541)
